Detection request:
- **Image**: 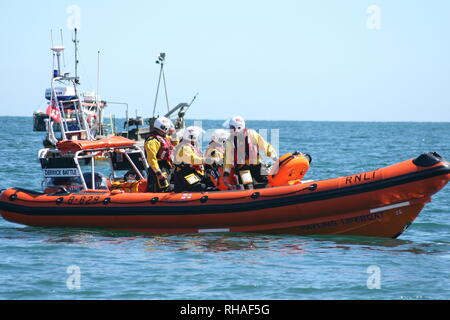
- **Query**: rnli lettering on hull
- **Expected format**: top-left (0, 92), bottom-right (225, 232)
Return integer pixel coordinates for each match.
top-left (345, 171), bottom-right (377, 184)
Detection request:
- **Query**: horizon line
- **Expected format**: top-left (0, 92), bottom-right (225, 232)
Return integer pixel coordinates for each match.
top-left (1, 115), bottom-right (449, 123)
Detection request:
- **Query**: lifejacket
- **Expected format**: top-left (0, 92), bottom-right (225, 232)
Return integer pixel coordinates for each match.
top-left (204, 141), bottom-right (225, 166)
top-left (187, 143), bottom-right (204, 172)
top-left (145, 132), bottom-right (174, 163)
top-left (174, 141), bottom-right (205, 177)
top-left (206, 144), bottom-right (225, 157)
top-left (232, 129), bottom-right (259, 167)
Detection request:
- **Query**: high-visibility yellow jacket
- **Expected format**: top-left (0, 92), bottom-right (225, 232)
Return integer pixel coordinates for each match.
top-left (204, 144), bottom-right (225, 166)
top-left (174, 143), bottom-right (204, 175)
top-left (144, 134), bottom-right (176, 173)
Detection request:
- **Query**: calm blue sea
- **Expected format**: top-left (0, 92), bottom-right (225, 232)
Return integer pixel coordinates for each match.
top-left (0, 117), bottom-right (449, 300)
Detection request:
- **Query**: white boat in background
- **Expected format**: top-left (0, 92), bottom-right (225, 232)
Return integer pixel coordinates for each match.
top-left (42, 45), bottom-right (94, 146)
top-left (33, 29), bottom-right (110, 143)
top-left (34, 33), bottom-right (196, 148)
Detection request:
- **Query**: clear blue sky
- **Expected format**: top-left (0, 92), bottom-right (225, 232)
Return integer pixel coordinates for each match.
top-left (0, 0), bottom-right (449, 121)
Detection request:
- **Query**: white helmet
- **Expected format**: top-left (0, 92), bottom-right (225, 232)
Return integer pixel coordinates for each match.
top-left (211, 129), bottom-right (229, 144)
top-left (183, 126), bottom-right (204, 143)
top-left (153, 117), bottom-right (174, 134)
top-left (225, 116), bottom-right (246, 133)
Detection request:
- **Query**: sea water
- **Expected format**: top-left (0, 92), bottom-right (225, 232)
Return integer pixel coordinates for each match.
top-left (0, 117), bottom-right (449, 300)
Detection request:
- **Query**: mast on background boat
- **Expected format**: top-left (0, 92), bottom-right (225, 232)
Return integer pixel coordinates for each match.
top-left (60, 29), bottom-right (66, 70)
top-left (152, 52), bottom-right (170, 118)
top-left (148, 53), bottom-right (195, 130)
top-left (72, 28), bottom-right (80, 83)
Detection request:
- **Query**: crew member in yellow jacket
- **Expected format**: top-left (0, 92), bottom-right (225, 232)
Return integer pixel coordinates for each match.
top-left (204, 129), bottom-right (229, 190)
top-left (173, 126), bottom-right (217, 192)
top-left (223, 116), bottom-right (278, 189)
top-left (144, 117), bottom-right (176, 192)
top-left (204, 129), bottom-right (229, 167)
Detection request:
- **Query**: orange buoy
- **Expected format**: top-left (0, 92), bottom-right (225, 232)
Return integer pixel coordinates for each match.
top-left (268, 152), bottom-right (311, 187)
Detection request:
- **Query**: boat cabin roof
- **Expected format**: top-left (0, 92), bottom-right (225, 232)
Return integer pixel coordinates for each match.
top-left (56, 136), bottom-right (137, 153)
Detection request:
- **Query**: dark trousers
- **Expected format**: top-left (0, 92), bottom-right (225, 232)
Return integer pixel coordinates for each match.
top-left (236, 164), bottom-right (268, 188)
top-left (147, 161), bottom-right (172, 193)
top-left (174, 166), bottom-right (217, 193)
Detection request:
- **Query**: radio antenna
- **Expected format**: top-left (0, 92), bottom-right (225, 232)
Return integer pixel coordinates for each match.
top-left (96, 51), bottom-right (101, 108)
top-left (162, 64), bottom-right (169, 113)
top-left (60, 29), bottom-right (66, 69)
top-left (50, 29), bottom-right (54, 47)
top-left (50, 30), bottom-right (55, 70)
top-left (72, 28), bottom-right (79, 80)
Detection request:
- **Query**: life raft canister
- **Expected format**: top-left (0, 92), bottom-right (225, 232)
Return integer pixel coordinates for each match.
top-left (268, 152), bottom-right (311, 187)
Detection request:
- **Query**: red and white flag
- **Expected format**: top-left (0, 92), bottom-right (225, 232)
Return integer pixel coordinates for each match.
top-left (46, 101), bottom-right (61, 123)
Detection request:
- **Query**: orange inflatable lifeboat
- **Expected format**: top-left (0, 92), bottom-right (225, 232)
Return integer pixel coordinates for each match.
top-left (1, 136), bottom-right (449, 239)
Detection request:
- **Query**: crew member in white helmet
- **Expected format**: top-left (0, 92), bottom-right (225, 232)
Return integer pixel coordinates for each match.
top-left (204, 129), bottom-right (229, 166)
top-left (144, 117), bottom-right (176, 192)
top-left (223, 116), bottom-right (278, 189)
top-left (173, 126), bottom-right (216, 192)
top-left (204, 129), bottom-right (229, 190)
